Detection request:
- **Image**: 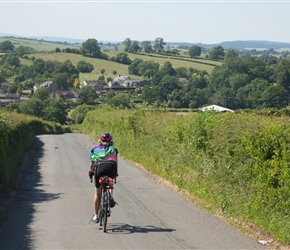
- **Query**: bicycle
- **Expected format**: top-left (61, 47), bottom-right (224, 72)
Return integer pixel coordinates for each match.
top-left (90, 173), bottom-right (116, 232)
top-left (98, 175), bottom-right (114, 232)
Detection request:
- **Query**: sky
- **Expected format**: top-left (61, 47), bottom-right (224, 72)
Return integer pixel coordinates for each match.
top-left (0, 0), bottom-right (290, 45)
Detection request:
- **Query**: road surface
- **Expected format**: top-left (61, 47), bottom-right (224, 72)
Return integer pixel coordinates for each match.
top-left (0, 133), bottom-right (266, 249)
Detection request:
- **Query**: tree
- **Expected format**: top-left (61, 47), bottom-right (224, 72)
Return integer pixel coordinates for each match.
top-left (208, 46), bottom-right (225, 60)
top-left (5, 103), bottom-right (20, 113)
top-left (98, 75), bottom-right (105, 80)
top-left (224, 48), bottom-right (239, 61)
top-left (209, 87), bottom-right (235, 109)
top-left (260, 53), bottom-right (278, 64)
top-left (141, 85), bottom-right (157, 103)
top-left (228, 73), bottom-right (250, 93)
top-left (138, 60), bottom-right (160, 78)
top-left (80, 38), bottom-right (102, 58)
top-left (129, 41), bottom-right (141, 53)
top-left (77, 86), bottom-right (98, 105)
top-left (115, 52), bottom-right (131, 65)
top-left (261, 85), bottom-right (288, 109)
top-left (122, 38), bottom-right (132, 52)
top-left (44, 60), bottom-right (57, 75)
top-left (160, 61), bottom-right (175, 76)
top-left (0, 74), bottom-right (5, 83)
top-left (274, 59), bottom-right (290, 91)
top-left (33, 58), bottom-right (46, 75)
top-left (42, 99), bottom-right (67, 124)
top-left (236, 78), bottom-right (269, 109)
top-left (153, 37), bottom-right (166, 53)
top-left (4, 53), bottom-right (20, 67)
top-left (19, 99), bottom-right (43, 117)
top-left (141, 41), bottom-right (153, 54)
top-left (76, 60), bottom-right (94, 73)
top-left (15, 46), bottom-right (29, 57)
top-left (73, 78), bottom-right (80, 89)
top-left (70, 104), bottom-right (96, 124)
top-left (33, 88), bottom-right (50, 100)
top-left (175, 67), bottom-right (189, 78)
top-left (7, 83), bottom-right (18, 93)
top-left (101, 69), bottom-right (106, 74)
top-left (281, 51), bottom-right (290, 58)
top-left (106, 90), bottom-right (116, 99)
top-left (17, 65), bottom-right (33, 82)
top-left (159, 75), bottom-right (180, 101)
top-left (128, 58), bottom-right (143, 76)
top-left (169, 100), bottom-right (181, 108)
top-left (106, 93), bottom-right (131, 108)
top-left (188, 45), bottom-right (201, 58)
top-left (53, 73), bottom-right (69, 90)
top-left (55, 60), bottom-right (78, 76)
top-left (0, 41), bottom-right (14, 53)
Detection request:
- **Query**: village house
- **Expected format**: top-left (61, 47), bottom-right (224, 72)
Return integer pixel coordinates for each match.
top-left (108, 75), bottom-right (148, 88)
top-left (80, 79), bottom-right (108, 90)
top-left (80, 79), bottom-right (110, 97)
top-left (0, 93), bottom-right (21, 107)
top-left (50, 90), bottom-right (78, 101)
top-left (34, 81), bottom-right (57, 93)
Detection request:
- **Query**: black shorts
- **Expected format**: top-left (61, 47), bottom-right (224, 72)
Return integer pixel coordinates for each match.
top-left (94, 160), bottom-right (117, 188)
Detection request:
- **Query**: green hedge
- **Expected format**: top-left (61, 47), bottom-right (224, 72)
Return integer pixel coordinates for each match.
top-left (82, 106), bottom-right (290, 244)
top-left (0, 111), bottom-right (71, 189)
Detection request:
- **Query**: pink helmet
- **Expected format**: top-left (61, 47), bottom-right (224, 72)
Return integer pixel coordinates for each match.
top-left (100, 132), bottom-right (112, 142)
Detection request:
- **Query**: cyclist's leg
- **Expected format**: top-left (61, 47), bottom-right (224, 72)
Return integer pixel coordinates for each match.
top-left (93, 168), bottom-right (102, 220)
top-left (94, 187), bottom-right (102, 216)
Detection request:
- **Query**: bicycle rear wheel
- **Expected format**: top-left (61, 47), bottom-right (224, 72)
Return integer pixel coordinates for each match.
top-left (99, 189), bottom-right (105, 227)
top-left (103, 202), bottom-right (109, 232)
top-left (99, 207), bottom-right (104, 226)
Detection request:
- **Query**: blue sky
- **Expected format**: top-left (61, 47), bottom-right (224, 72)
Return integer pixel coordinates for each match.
top-left (1, 1), bottom-right (290, 44)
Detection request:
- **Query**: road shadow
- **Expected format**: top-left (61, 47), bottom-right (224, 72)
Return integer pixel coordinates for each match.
top-left (0, 136), bottom-right (63, 250)
top-left (102, 223), bottom-right (176, 234)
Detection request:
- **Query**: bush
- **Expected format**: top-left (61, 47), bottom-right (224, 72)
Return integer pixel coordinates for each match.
top-left (0, 111), bottom-right (70, 189)
top-left (70, 104), bottom-right (96, 124)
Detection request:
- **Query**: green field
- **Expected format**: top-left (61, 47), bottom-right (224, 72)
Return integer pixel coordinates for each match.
top-left (20, 53), bottom-right (130, 81)
top-left (19, 51), bottom-right (219, 82)
top-left (3, 37), bottom-right (221, 80)
top-left (0, 37), bottom-right (81, 52)
top-left (105, 51), bottom-right (221, 72)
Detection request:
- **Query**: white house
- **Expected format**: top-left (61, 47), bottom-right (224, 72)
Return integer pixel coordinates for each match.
top-left (201, 104), bottom-right (234, 113)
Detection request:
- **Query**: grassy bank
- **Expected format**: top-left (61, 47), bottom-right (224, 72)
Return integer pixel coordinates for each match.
top-left (82, 106), bottom-right (290, 245)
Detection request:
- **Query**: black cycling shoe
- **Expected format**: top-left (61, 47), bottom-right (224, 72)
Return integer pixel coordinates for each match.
top-left (109, 196), bottom-right (116, 208)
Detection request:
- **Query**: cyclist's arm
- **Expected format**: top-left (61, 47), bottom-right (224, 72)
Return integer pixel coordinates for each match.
top-left (116, 157), bottom-right (118, 172)
top-left (89, 150), bottom-right (99, 173)
top-left (89, 161), bottom-right (95, 173)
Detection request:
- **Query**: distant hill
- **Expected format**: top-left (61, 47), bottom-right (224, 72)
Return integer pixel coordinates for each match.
top-left (167, 40), bottom-right (290, 50)
top-left (218, 40), bottom-right (290, 50)
top-left (0, 32), bottom-right (85, 44)
top-left (1, 32), bottom-right (290, 50)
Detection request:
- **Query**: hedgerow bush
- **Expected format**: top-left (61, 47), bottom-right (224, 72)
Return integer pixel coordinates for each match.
top-left (82, 106), bottom-right (290, 244)
top-left (0, 111), bottom-right (71, 189)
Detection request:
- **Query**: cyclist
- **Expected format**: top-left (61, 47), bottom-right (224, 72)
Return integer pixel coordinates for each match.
top-left (88, 132), bottom-right (118, 223)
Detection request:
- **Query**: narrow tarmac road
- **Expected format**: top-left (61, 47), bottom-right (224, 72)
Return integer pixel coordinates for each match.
top-left (0, 133), bottom-right (266, 249)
